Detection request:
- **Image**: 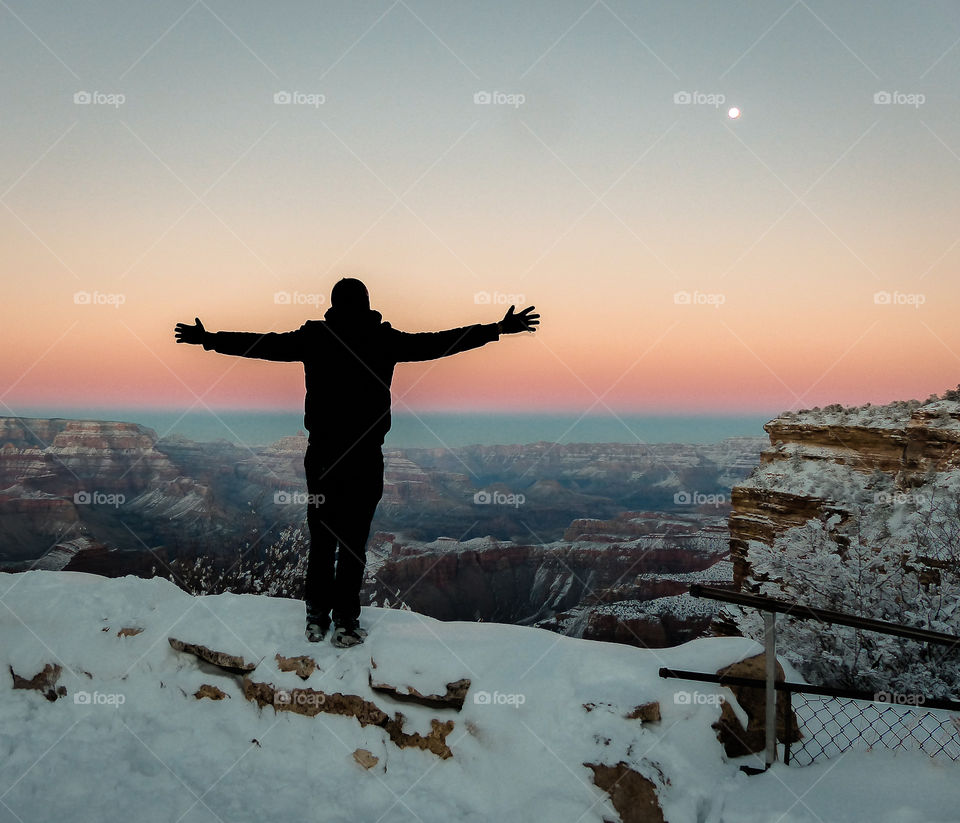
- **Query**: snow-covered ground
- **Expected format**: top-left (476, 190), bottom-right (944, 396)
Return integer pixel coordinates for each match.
top-left (1, 571), bottom-right (958, 823)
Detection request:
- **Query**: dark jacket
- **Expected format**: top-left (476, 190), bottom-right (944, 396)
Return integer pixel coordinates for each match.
top-left (202, 307), bottom-right (500, 454)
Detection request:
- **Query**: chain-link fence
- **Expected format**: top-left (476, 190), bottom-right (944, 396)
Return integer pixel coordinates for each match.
top-left (785, 691), bottom-right (960, 765)
top-left (669, 586), bottom-right (960, 770)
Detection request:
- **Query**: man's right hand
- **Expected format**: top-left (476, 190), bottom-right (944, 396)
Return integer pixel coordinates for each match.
top-left (175, 317), bottom-right (207, 345)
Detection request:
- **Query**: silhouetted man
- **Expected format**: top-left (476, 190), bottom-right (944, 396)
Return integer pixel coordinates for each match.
top-left (175, 279), bottom-right (539, 647)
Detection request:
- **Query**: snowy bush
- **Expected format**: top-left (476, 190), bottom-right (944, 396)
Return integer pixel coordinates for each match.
top-left (167, 523), bottom-right (310, 599)
top-left (740, 482), bottom-right (960, 697)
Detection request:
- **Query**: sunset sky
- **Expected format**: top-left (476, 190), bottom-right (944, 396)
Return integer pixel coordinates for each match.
top-left (3, 1), bottom-right (960, 416)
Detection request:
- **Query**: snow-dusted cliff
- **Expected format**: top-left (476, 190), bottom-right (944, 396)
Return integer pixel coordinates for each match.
top-left (2, 571), bottom-right (957, 823)
top-left (728, 395), bottom-right (960, 694)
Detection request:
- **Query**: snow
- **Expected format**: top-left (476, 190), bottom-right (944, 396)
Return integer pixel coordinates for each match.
top-left (614, 594), bottom-right (718, 620)
top-left (773, 398), bottom-right (960, 431)
top-left (636, 560), bottom-right (736, 585)
top-left (0, 571), bottom-right (958, 823)
top-left (738, 457), bottom-right (869, 500)
top-left (716, 751), bottom-right (959, 823)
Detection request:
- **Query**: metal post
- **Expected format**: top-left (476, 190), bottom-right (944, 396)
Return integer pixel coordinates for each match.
top-left (764, 611), bottom-right (777, 767)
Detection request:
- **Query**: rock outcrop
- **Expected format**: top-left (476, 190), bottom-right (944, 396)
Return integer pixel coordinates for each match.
top-left (729, 399), bottom-right (960, 588)
top-left (710, 654), bottom-right (801, 758)
top-left (167, 637), bottom-right (258, 674)
top-left (585, 761), bottom-right (665, 823)
top-left (368, 673), bottom-right (471, 711)
top-left (0, 418), bottom-right (228, 565)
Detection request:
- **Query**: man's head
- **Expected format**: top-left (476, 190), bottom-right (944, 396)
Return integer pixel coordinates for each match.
top-left (330, 278), bottom-right (370, 314)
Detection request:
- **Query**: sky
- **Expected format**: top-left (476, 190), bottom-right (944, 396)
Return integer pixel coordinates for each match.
top-left (3, 0), bottom-right (960, 416)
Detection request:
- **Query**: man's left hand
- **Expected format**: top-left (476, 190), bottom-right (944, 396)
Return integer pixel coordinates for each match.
top-left (500, 305), bottom-right (539, 334)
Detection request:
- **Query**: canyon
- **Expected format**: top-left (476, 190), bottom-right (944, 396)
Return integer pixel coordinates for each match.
top-left (0, 415), bottom-right (764, 647)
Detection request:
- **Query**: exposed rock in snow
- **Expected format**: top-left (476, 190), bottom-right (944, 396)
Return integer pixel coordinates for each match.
top-left (711, 654), bottom-right (801, 758)
top-left (585, 761), bottom-right (664, 823)
top-left (194, 684), bottom-right (229, 700)
top-left (368, 671), bottom-right (471, 711)
top-left (241, 676), bottom-right (457, 759)
top-left (353, 748), bottom-right (379, 769)
top-left (274, 653), bottom-right (317, 680)
top-left (167, 637), bottom-right (258, 674)
top-left (9, 662), bottom-right (66, 702)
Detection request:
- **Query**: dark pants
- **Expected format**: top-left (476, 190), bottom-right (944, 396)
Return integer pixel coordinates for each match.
top-left (303, 442), bottom-right (384, 627)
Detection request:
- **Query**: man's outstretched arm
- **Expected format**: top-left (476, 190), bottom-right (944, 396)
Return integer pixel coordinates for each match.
top-left (392, 305), bottom-right (539, 363)
top-left (174, 318), bottom-right (304, 362)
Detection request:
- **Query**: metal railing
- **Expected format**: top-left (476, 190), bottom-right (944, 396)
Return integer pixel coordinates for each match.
top-left (659, 584), bottom-right (960, 769)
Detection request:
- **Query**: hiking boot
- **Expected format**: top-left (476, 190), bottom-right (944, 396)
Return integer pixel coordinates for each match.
top-left (332, 623), bottom-right (368, 648)
top-left (305, 615), bottom-right (330, 643)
